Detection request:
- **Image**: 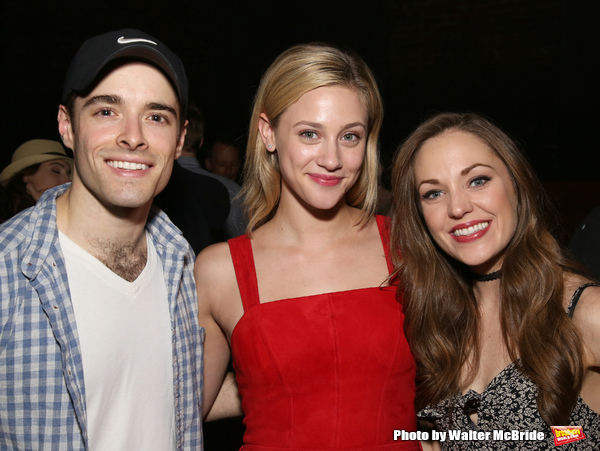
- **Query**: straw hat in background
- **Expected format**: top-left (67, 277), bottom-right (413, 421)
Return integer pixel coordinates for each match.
top-left (0, 139), bottom-right (72, 186)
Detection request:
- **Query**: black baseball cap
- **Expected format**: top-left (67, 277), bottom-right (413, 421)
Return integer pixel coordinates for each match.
top-left (62, 29), bottom-right (188, 111)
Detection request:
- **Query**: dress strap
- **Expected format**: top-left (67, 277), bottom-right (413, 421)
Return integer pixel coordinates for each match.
top-left (228, 235), bottom-right (261, 312)
top-left (376, 215), bottom-right (395, 275)
top-left (566, 282), bottom-right (600, 318)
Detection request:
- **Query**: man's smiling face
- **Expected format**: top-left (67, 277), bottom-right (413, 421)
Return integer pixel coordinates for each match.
top-left (59, 61), bottom-right (186, 213)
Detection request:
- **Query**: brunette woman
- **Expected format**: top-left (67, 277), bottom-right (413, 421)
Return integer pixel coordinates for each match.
top-left (390, 112), bottom-right (600, 450)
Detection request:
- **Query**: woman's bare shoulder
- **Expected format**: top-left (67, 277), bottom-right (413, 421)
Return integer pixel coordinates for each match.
top-left (195, 240), bottom-right (232, 267)
top-left (564, 273), bottom-right (600, 305)
top-left (194, 241), bottom-right (237, 292)
top-left (564, 273), bottom-right (600, 367)
top-left (195, 241), bottom-right (245, 330)
top-left (569, 280), bottom-right (600, 330)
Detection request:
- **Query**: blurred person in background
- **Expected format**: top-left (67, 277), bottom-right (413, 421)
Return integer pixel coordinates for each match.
top-left (0, 139), bottom-right (72, 222)
top-left (204, 134), bottom-right (242, 182)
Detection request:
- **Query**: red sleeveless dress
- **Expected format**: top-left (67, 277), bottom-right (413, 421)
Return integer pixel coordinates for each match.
top-left (228, 216), bottom-right (420, 450)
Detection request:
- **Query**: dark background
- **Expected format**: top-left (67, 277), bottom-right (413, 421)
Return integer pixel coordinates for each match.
top-left (0, 1), bottom-right (596, 447)
top-left (2, 0), bottom-right (597, 231)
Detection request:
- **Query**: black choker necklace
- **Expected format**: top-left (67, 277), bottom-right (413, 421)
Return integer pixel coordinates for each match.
top-left (472, 270), bottom-right (502, 282)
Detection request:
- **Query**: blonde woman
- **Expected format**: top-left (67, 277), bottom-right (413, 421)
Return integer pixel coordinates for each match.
top-left (196, 43), bottom-right (420, 450)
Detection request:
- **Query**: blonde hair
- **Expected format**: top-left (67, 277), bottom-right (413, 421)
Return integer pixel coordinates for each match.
top-left (241, 42), bottom-right (383, 233)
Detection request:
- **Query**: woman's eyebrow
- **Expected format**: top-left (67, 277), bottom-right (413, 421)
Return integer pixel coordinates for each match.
top-left (417, 178), bottom-right (439, 188)
top-left (461, 163), bottom-right (492, 176)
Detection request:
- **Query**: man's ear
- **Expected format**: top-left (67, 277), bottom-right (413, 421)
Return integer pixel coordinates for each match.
top-left (57, 105), bottom-right (75, 151)
top-left (175, 119), bottom-right (188, 159)
top-left (258, 113), bottom-right (276, 153)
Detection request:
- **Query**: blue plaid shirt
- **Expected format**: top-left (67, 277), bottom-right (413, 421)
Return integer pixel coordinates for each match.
top-left (0, 185), bottom-right (204, 450)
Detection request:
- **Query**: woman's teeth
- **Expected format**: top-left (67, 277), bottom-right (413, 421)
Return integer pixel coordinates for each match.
top-left (453, 222), bottom-right (489, 237)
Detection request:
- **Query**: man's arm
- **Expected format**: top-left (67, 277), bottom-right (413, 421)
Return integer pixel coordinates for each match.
top-left (205, 371), bottom-right (242, 421)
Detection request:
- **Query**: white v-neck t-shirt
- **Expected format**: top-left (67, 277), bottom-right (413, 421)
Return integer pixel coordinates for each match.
top-left (60, 231), bottom-right (176, 451)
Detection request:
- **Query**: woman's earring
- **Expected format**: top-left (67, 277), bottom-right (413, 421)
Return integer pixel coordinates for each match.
top-left (267, 144), bottom-right (273, 150)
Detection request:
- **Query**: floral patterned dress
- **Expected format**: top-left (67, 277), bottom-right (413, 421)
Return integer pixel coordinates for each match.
top-left (417, 283), bottom-right (600, 450)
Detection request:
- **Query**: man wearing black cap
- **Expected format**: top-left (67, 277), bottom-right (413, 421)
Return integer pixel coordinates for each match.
top-left (0, 30), bottom-right (204, 450)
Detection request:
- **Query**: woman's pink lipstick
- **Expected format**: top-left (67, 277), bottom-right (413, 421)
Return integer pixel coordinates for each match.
top-left (450, 220), bottom-right (490, 243)
top-left (308, 173), bottom-right (342, 187)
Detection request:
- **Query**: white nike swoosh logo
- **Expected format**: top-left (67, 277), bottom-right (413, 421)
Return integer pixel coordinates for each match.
top-left (117, 36), bottom-right (158, 46)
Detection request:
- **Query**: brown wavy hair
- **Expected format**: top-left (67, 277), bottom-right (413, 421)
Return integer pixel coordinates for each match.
top-left (389, 112), bottom-right (584, 426)
top-left (240, 42), bottom-right (383, 233)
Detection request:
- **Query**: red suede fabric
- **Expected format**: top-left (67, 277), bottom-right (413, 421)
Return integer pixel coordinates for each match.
top-left (228, 216), bottom-right (420, 450)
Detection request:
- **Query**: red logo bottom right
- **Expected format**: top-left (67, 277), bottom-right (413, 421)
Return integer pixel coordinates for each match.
top-left (551, 426), bottom-right (586, 446)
